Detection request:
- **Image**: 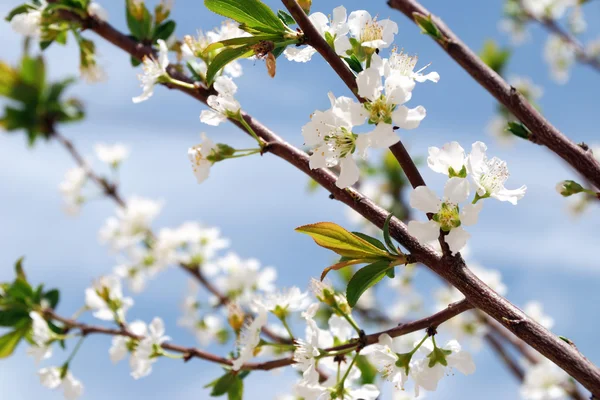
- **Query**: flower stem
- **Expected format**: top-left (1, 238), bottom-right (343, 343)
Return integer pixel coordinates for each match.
top-left (338, 353), bottom-right (359, 394)
top-left (166, 76), bottom-right (197, 90)
top-left (64, 336), bottom-right (86, 367)
top-left (278, 316), bottom-right (295, 340)
top-left (236, 114), bottom-right (266, 149)
top-left (333, 305), bottom-right (362, 335)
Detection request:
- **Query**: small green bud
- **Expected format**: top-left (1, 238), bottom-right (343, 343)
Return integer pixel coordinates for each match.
top-left (556, 180), bottom-right (584, 197)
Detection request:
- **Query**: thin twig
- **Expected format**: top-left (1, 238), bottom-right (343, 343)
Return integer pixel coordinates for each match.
top-left (44, 299), bottom-right (471, 371)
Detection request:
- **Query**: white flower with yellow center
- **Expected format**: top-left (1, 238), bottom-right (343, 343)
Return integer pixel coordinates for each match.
top-left (133, 40), bottom-right (170, 103)
top-left (357, 58), bottom-right (426, 132)
top-left (348, 10), bottom-right (398, 50)
top-left (467, 141), bottom-right (527, 204)
top-left (385, 50), bottom-right (440, 83)
top-left (187, 133), bottom-right (217, 184)
top-left (285, 6), bottom-right (351, 62)
top-left (200, 76), bottom-right (241, 126)
top-left (95, 143), bottom-right (129, 167)
top-left (544, 35), bottom-right (576, 84)
top-left (302, 93), bottom-right (370, 188)
top-left (408, 177), bottom-right (482, 254)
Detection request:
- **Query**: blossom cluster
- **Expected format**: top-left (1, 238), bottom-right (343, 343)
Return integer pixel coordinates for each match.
top-left (408, 141), bottom-right (526, 254)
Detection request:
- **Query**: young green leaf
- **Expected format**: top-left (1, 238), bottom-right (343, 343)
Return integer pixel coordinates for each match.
top-left (14, 257), bottom-right (27, 282)
top-left (210, 372), bottom-right (237, 396)
top-left (507, 121), bottom-right (531, 140)
top-left (346, 260), bottom-right (392, 307)
top-left (42, 289), bottom-right (60, 309)
top-left (351, 232), bottom-right (387, 252)
top-left (412, 12), bottom-right (444, 41)
top-left (0, 327), bottom-right (27, 358)
top-left (383, 214), bottom-right (399, 255)
top-left (153, 20), bottom-right (176, 42)
top-left (206, 45), bottom-right (254, 85)
top-left (0, 310), bottom-right (29, 327)
top-left (296, 222), bottom-right (392, 260)
top-left (355, 355), bottom-right (378, 384)
top-left (227, 375), bottom-right (244, 400)
top-left (479, 39), bottom-right (511, 76)
top-left (203, 34), bottom-right (282, 56)
top-left (204, 0), bottom-right (286, 34)
top-left (277, 10), bottom-right (295, 25)
top-left (343, 56), bottom-right (363, 73)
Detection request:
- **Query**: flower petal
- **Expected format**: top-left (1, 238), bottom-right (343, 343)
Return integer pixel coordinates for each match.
top-left (357, 67), bottom-right (382, 101)
top-left (336, 156), bottom-right (360, 188)
top-left (461, 202), bottom-right (483, 226)
top-left (444, 177), bottom-right (470, 204)
top-left (408, 220), bottom-right (440, 243)
top-left (392, 105), bottom-right (426, 130)
top-left (445, 227), bottom-right (470, 254)
top-left (410, 186), bottom-right (441, 213)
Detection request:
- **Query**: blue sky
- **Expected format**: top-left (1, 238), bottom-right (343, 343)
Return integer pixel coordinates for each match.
top-left (1, 0), bottom-right (600, 399)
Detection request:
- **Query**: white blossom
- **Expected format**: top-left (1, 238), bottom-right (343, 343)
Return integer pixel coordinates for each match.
top-left (232, 305), bottom-right (268, 370)
top-left (524, 301), bottom-right (554, 330)
top-left (95, 143), bottom-right (129, 167)
top-left (302, 92), bottom-right (369, 188)
top-left (87, 2), bottom-right (108, 22)
top-left (85, 275), bottom-right (133, 322)
top-left (133, 39), bottom-right (170, 103)
top-left (157, 221), bottom-right (230, 265)
top-left (347, 10), bottom-right (398, 50)
top-left (199, 75), bottom-right (240, 126)
top-left (38, 367), bottom-right (83, 400)
top-left (211, 252), bottom-right (276, 306)
top-left (521, 0), bottom-right (575, 20)
top-left (59, 167), bottom-right (87, 215)
top-left (99, 196), bottom-right (163, 250)
top-left (521, 359), bottom-right (571, 400)
top-left (357, 57), bottom-right (426, 131)
top-left (80, 63), bottom-right (107, 83)
top-left (109, 320), bottom-right (147, 363)
top-left (253, 286), bottom-right (310, 317)
top-left (293, 303), bottom-right (333, 372)
top-left (284, 6), bottom-right (351, 62)
top-left (27, 312), bottom-right (53, 363)
top-left (10, 2), bottom-right (46, 37)
top-left (408, 177), bottom-right (482, 254)
top-left (385, 51), bottom-right (440, 83)
top-left (187, 133), bottom-right (217, 184)
top-left (544, 35), bottom-right (576, 84)
top-left (427, 141), bottom-right (467, 177)
top-left (131, 317), bottom-right (171, 379)
top-left (467, 141), bottom-right (527, 204)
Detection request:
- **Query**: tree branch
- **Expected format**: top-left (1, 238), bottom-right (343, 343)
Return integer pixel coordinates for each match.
top-left (44, 299), bottom-right (471, 371)
top-left (520, 6), bottom-right (600, 72)
top-left (388, 0), bottom-right (600, 190)
top-left (54, 11), bottom-right (600, 395)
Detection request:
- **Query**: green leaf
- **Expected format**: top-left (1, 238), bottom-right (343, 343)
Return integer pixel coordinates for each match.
top-left (153, 20), bottom-right (176, 41)
top-left (0, 327), bottom-right (27, 358)
top-left (385, 268), bottom-right (395, 279)
top-left (130, 56), bottom-right (142, 67)
top-left (206, 45), bottom-right (253, 85)
top-left (356, 355), bottom-right (377, 384)
top-left (20, 56), bottom-right (45, 91)
top-left (351, 232), bottom-right (387, 252)
top-left (277, 9), bottom-right (295, 26)
top-left (14, 257), bottom-right (27, 282)
top-left (227, 376), bottom-right (244, 400)
top-left (5, 5), bottom-right (33, 21)
top-left (343, 56), bottom-right (363, 73)
top-left (383, 214), bottom-right (399, 255)
top-left (296, 222), bottom-right (391, 260)
top-left (479, 39), bottom-right (511, 76)
top-left (204, 0), bottom-right (286, 34)
top-left (507, 121), bottom-right (531, 140)
top-left (0, 309), bottom-right (29, 327)
top-left (203, 34), bottom-right (282, 55)
top-left (210, 373), bottom-right (237, 396)
top-left (413, 12), bottom-right (444, 41)
top-left (346, 260), bottom-right (392, 307)
top-left (42, 289), bottom-right (60, 309)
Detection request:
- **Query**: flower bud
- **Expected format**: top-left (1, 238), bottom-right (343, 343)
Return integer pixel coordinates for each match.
top-left (227, 302), bottom-right (245, 333)
top-left (297, 0), bottom-right (312, 14)
top-left (556, 180), bottom-right (584, 197)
